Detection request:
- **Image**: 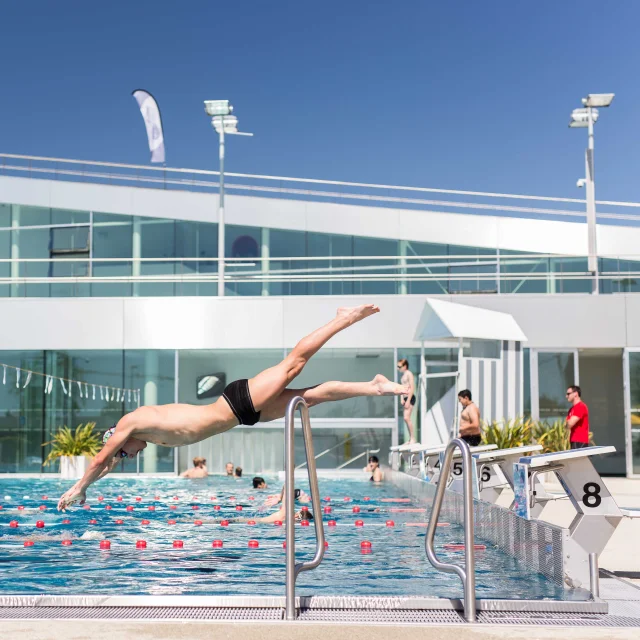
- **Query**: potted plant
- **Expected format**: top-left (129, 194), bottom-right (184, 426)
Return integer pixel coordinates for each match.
top-left (43, 422), bottom-right (101, 479)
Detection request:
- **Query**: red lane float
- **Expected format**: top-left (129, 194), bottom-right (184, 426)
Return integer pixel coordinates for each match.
top-left (42, 495), bottom-right (48, 500)
top-left (360, 540), bottom-right (372, 553)
top-left (354, 520), bottom-right (364, 527)
top-left (62, 519), bottom-right (71, 525)
top-left (443, 543), bottom-right (487, 552)
top-left (194, 520), bottom-right (203, 526)
top-left (228, 496), bottom-right (236, 501)
top-left (343, 497), bottom-right (351, 502)
top-left (192, 505), bottom-right (199, 510)
top-left (301, 506), bottom-right (308, 512)
top-left (62, 540), bottom-right (72, 546)
top-left (154, 496), bottom-right (160, 501)
top-left (173, 496), bottom-right (179, 501)
top-left (363, 497), bottom-right (370, 502)
top-left (248, 540), bottom-right (259, 548)
top-left (39, 505), bottom-right (46, 511)
top-left (98, 496), bottom-right (104, 501)
top-left (141, 520), bottom-right (150, 525)
top-left (136, 540), bottom-right (147, 549)
top-left (9, 521), bottom-right (18, 528)
top-left (214, 505), bottom-right (221, 511)
top-left (173, 540), bottom-right (184, 548)
top-left (247, 520), bottom-right (256, 526)
top-left (212, 540), bottom-right (223, 548)
top-left (385, 520), bottom-right (395, 527)
top-left (83, 505), bottom-right (91, 510)
top-left (169, 505), bottom-right (177, 510)
top-left (36, 521), bottom-right (45, 529)
top-left (126, 506), bottom-right (134, 512)
top-left (323, 506), bottom-right (332, 514)
top-left (274, 520), bottom-right (283, 526)
top-left (324, 497), bottom-right (331, 502)
top-left (300, 520), bottom-right (309, 527)
top-left (167, 519), bottom-right (177, 525)
top-left (352, 506), bottom-right (360, 513)
top-left (248, 496), bottom-right (255, 501)
top-left (220, 520), bottom-right (229, 527)
top-left (115, 519), bottom-right (124, 525)
top-left (148, 506), bottom-right (156, 511)
top-left (88, 519), bottom-right (98, 525)
top-left (235, 506), bottom-right (243, 511)
top-left (100, 540), bottom-right (111, 550)
top-left (105, 505), bottom-right (113, 510)
top-left (116, 496), bottom-right (123, 502)
top-left (327, 520), bottom-right (337, 527)
top-left (17, 506), bottom-right (24, 510)
top-left (135, 497), bottom-right (142, 502)
top-left (24, 540), bottom-right (34, 547)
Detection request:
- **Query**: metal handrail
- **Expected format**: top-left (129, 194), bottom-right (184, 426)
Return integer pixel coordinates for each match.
top-left (295, 433), bottom-right (357, 470)
top-left (284, 396), bottom-right (326, 621)
top-left (425, 438), bottom-right (477, 623)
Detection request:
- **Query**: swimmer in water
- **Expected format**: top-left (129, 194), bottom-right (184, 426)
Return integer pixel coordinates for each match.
top-left (181, 456), bottom-right (208, 479)
top-left (58, 305), bottom-right (409, 511)
top-left (363, 455), bottom-right (383, 482)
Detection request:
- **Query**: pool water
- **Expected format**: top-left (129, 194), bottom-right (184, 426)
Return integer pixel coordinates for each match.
top-left (0, 476), bottom-right (566, 600)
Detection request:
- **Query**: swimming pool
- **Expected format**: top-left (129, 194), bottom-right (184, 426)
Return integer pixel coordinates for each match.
top-left (0, 475), bottom-right (566, 600)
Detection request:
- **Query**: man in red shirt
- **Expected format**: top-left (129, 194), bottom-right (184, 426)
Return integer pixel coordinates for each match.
top-left (565, 385), bottom-right (590, 449)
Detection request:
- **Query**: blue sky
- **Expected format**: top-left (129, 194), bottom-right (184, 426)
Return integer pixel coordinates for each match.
top-left (0, 1), bottom-right (639, 201)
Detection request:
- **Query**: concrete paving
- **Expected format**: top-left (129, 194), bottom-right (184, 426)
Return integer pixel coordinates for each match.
top-left (1, 620), bottom-right (639, 640)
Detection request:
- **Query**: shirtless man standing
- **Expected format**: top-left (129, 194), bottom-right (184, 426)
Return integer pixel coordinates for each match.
top-left (57, 305), bottom-right (409, 510)
top-left (397, 358), bottom-right (416, 444)
top-left (457, 389), bottom-right (482, 446)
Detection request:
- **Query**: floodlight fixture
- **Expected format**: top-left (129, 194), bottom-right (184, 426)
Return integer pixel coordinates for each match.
top-left (204, 100), bottom-right (233, 117)
top-left (569, 108), bottom-right (599, 128)
top-left (581, 93), bottom-right (615, 108)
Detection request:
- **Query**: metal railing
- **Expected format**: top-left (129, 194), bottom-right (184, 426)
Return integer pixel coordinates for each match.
top-left (3, 152), bottom-right (640, 225)
top-left (284, 396), bottom-right (326, 621)
top-left (425, 438), bottom-right (477, 622)
top-left (336, 447), bottom-right (380, 470)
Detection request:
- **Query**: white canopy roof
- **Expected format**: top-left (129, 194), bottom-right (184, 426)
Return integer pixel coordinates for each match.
top-left (414, 298), bottom-right (527, 343)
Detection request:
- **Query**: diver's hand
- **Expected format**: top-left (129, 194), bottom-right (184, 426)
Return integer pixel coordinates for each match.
top-left (57, 485), bottom-right (86, 512)
top-left (264, 494), bottom-right (281, 507)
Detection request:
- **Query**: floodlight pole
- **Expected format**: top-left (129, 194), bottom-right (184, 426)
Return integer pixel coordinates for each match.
top-left (585, 106), bottom-right (598, 294)
top-left (217, 123), bottom-right (226, 297)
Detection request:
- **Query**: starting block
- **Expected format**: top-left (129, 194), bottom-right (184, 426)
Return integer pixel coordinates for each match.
top-left (513, 446), bottom-right (624, 589)
top-left (388, 443), bottom-right (416, 470)
top-left (468, 444), bottom-right (554, 515)
top-left (416, 443), bottom-right (497, 484)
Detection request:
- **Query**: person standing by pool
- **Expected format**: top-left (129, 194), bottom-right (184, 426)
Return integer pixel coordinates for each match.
top-left (457, 389), bottom-right (482, 446)
top-left (181, 456), bottom-right (208, 478)
top-left (565, 385), bottom-right (590, 449)
top-left (397, 358), bottom-right (417, 444)
top-left (57, 304), bottom-right (410, 511)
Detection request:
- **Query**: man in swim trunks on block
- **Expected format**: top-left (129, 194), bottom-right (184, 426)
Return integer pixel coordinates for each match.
top-left (57, 305), bottom-right (408, 511)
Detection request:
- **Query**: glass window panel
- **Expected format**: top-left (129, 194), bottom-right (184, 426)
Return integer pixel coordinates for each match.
top-left (307, 232), bottom-right (354, 296)
top-left (463, 339), bottom-right (500, 359)
top-left (500, 251), bottom-right (548, 294)
top-left (523, 348), bottom-right (531, 418)
top-left (353, 237), bottom-right (397, 295)
top-left (0, 351), bottom-right (45, 472)
top-left (0, 220), bottom-right (10, 297)
top-left (270, 229), bottom-right (306, 296)
top-left (0, 203), bottom-right (10, 227)
top-left (16, 205), bottom-right (51, 227)
top-left (537, 352), bottom-right (575, 422)
top-left (139, 218), bottom-right (175, 296)
top-left (51, 227), bottom-right (89, 252)
top-left (92, 214), bottom-right (132, 297)
top-left (15, 228), bottom-right (49, 297)
top-left (225, 225), bottom-right (261, 296)
top-left (51, 209), bottom-right (90, 225)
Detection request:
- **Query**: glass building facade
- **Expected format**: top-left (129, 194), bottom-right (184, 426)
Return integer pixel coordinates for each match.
top-left (2, 201), bottom-right (636, 297)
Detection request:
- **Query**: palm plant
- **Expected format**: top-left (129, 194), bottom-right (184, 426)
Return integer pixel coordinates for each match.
top-left (482, 417), bottom-right (534, 449)
top-left (533, 418), bottom-right (594, 453)
top-left (43, 422), bottom-right (101, 467)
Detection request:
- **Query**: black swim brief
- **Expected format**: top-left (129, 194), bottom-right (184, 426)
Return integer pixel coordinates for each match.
top-left (222, 379), bottom-right (261, 426)
top-left (460, 434), bottom-right (482, 447)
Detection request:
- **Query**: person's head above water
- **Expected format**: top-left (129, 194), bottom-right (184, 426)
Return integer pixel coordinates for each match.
top-left (192, 456), bottom-right (206, 468)
top-left (102, 426), bottom-right (147, 459)
top-left (368, 455), bottom-right (380, 469)
top-left (253, 476), bottom-right (267, 489)
top-left (225, 462), bottom-right (234, 475)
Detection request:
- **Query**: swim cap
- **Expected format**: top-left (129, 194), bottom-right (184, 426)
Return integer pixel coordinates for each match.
top-left (102, 425), bottom-right (117, 444)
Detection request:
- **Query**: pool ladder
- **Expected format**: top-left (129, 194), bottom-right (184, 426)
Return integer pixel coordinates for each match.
top-left (425, 438), bottom-right (477, 623)
top-left (284, 396), bottom-right (326, 621)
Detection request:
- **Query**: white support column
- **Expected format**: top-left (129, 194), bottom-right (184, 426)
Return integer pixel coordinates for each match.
top-left (132, 216), bottom-right (141, 297)
top-left (261, 227), bottom-right (270, 297)
top-left (143, 350), bottom-right (159, 473)
top-left (399, 240), bottom-right (409, 295)
top-left (10, 205), bottom-right (20, 297)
